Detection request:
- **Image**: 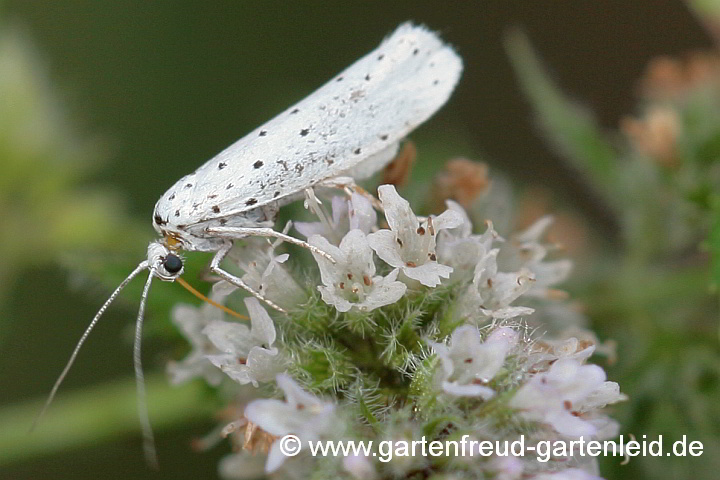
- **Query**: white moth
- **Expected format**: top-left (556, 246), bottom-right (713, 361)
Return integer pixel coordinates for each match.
top-left (37, 22), bottom-right (462, 464)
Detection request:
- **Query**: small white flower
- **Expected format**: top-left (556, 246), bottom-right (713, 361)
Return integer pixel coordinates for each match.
top-left (580, 381), bottom-right (627, 412)
top-left (296, 192), bottom-right (377, 244)
top-left (428, 325), bottom-right (518, 399)
top-left (504, 215), bottom-right (573, 298)
top-left (509, 358), bottom-right (625, 437)
top-left (346, 192), bottom-right (378, 235)
top-left (459, 247), bottom-right (536, 321)
top-left (166, 286), bottom-right (233, 387)
top-left (474, 250), bottom-right (535, 310)
top-left (245, 374), bottom-right (339, 473)
top-left (368, 184), bottom-right (463, 287)
top-left (531, 336), bottom-right (597, 366)
top-left (440, 199), bottom-right (475, 240)
top-left (555, 327), bottom-right (618, 362)
top-left (204, 297), bottom-right (284, 387)
top-left (310, 229), bottom-right (406, 312)
top-left (227, 236), bottom-right (306, 310)
top-left (436, 200), bottom-right (498, 281)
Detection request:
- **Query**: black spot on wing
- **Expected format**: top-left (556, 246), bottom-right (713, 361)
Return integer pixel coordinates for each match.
top-left (300, 128), bottom-right (309, 137)
top-left (218, 162), bottom-right (227, 170)
top-left (212, 205), bottom-right (220, 214)
top-left (245, 198), bottom-right (258, 206)
top-left (253, 160), bottom-right (264, 169)
top-left (259, 130), bottom-right (267, 136)
top-left (354, 148), bottom-right (361, 155)
top-left (290, 108), bottom-right (299, 114)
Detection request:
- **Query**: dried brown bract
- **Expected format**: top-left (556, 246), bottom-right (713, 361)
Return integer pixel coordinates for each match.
top-left (639, 51), bottom-right (720, 100)
top-left (431, 157), bottom-right (490, 210)
top-left (382, 141), bottom-right (417, 187)
top-left (621, 106), bottom-right (681, 167)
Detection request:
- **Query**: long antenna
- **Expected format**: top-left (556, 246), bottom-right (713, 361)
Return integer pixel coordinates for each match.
top-left (32, 261), bottom-right (150, 431)
top-left (134, 269), bottom-right (158, 468)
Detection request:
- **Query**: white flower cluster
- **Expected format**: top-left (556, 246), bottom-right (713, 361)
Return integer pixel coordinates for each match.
top-left (428, 325), bottom-right (518, 399)
top-left (305, 185), bottom-right (465, 311)
top-left (428, 322), bottom-right (626, 430)
top-left (166, 184), bottom-right (625, 480)
top-left (300, 184), bottom-right (572, 318)
top-left (168, 284), bottom-right (286, 389)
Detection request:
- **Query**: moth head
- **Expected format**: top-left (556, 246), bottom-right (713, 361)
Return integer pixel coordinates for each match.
top-left (147, 241), bottom-right (184, 281)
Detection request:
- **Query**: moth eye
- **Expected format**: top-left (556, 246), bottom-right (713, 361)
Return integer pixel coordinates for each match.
top-left (163, 253), bottom-right (183, 274)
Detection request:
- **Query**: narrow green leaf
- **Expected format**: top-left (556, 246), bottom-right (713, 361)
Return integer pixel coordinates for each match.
top-left (505, 28), bottom-right (619, 193)
top-left (0, 375), bottom-right (215, 466)
top-left (709, 202), bottom-right (720, 291)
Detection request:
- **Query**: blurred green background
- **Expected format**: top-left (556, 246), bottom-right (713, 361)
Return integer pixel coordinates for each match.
top-left (0, 1), bottom-right (716, 479)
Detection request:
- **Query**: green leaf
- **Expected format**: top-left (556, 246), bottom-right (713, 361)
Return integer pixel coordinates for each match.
top-left (0, 375), bottom-right (216, 466)
top-left (504, 28), bottom-right (619, 195)
top-left (709, 202), bottom-right (720, 292)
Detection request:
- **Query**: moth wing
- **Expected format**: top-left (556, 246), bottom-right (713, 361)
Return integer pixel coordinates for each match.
top-left (158, 23), bottom-right (462, 229)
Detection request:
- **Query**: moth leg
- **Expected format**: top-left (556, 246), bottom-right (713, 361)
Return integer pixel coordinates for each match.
top-left (318, 177), bottom-right (431, 223)
top-left (206, 226), bottom-right (335, 263)
top-left (318, 176), bottom-right (384, 211)
top-left (209, 242), bottom-right (288, 313)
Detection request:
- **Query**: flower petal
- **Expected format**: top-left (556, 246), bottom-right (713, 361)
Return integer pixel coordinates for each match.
top-left (367, 229), bottom-right (405, 268)
top-left (265, 442), bottom-right (288, 473)
top-left (245, 297), bottom-right (276, 347)
top-left (442, 381), bottom-right (495, 399)
top-left (348, 193), bottom-right (377, 234)
top-left (431, 208), bottom-right (464, 231)
top-left (403, 261), bottom-right (453, 287)
top-left (377, 184), bottom-right (417, 234)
